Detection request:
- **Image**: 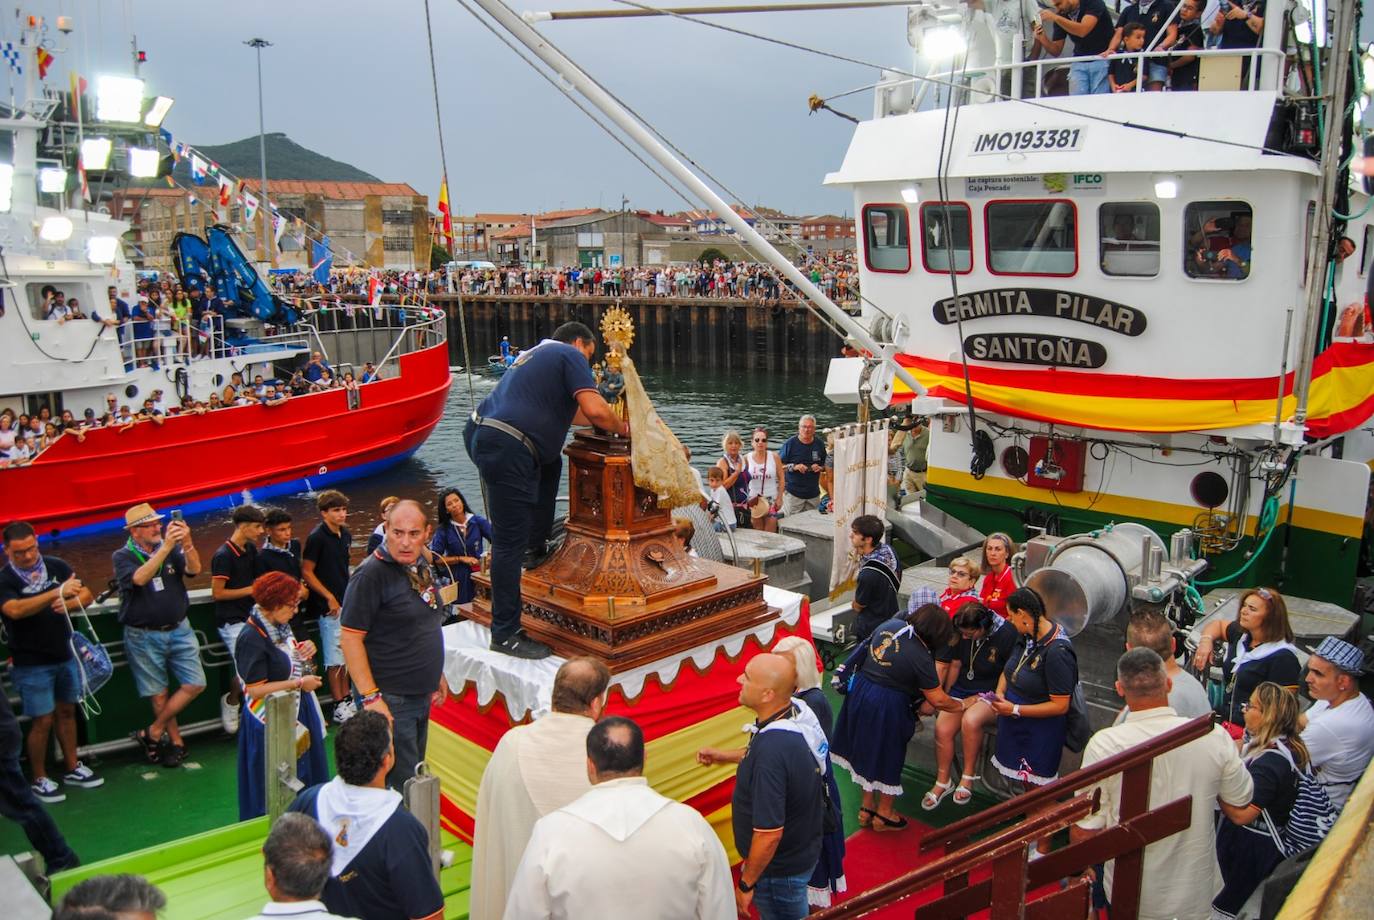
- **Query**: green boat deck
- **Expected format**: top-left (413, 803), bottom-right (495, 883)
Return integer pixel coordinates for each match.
top-left (6, 683), bottom-right (991, 918)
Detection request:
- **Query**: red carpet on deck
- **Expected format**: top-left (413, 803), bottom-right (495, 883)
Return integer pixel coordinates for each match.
top-left (828, 820), bottom-right (1070, 919)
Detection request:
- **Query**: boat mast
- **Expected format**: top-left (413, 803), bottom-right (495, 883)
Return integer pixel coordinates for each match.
top-left (1291, 0), bottom-right (1358, 428)
top-left (465, 0), bottom-right (929, 399)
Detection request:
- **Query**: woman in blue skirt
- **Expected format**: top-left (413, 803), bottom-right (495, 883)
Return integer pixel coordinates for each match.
top-left (831, 604), bottom-right (963, 831)
top-left (235, 572), bottom-right (329, 820)
top-left (981, 586), bottom-right (1078, 856)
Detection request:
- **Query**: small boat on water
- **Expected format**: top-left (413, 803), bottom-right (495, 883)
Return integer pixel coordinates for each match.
top-left (485, 354), bottom-right (510, 375)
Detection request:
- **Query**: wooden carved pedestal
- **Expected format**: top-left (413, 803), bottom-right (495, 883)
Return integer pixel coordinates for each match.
top-left (461, 429), bottom-right (774, 671)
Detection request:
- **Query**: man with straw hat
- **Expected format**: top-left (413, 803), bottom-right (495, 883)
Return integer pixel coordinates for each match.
top-left (113, 502), bottom-right (204, 768)
top-left (1301, 636), bottom-right (1374, 811)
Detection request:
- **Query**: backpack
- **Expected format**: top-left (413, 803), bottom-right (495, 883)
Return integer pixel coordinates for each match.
top-left (1257, 741), bottom-right (1338, 858)
top-left (1048, 639), bottom-right (1093, 753)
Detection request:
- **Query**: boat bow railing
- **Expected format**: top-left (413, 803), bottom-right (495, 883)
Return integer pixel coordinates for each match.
top-left (811, 714), bottom-right (1215, 919)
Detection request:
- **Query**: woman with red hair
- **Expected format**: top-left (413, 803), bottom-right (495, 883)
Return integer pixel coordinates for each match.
top-left (234, 571), bottom-right (329, 819)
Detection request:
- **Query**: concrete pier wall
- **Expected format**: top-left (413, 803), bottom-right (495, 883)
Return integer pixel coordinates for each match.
top-left (433, 294), bottom-right (844, 375)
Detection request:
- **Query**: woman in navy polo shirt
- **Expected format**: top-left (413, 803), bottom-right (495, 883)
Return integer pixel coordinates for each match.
top-left (831, 604), bottom-right (963, 831)
top-left (1191, 587), bottom-right (1301, 731)
top-left (925, 601), bottom-right (1019, 810)
top-left (235, 572), bottom-right (328, 820)
top-left (984, 586), bottom-right (1078, 856)
top-left (429, 487), bottom-right (492, 605)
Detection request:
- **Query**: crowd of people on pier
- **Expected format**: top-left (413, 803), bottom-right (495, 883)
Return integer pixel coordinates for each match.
top-left (267, 252), bottom-right (862, 306)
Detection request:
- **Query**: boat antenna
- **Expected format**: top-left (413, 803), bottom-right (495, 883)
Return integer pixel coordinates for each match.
top-left (931, 23), bottom-right (992, 480)
top-left (421, 0), bottom-right (479, 415)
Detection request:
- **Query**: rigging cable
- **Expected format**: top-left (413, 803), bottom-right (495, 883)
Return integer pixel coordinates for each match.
top-left (422, 0), bottom-right (478, 412)
top-left (451, 0), bottom-right (855, 342)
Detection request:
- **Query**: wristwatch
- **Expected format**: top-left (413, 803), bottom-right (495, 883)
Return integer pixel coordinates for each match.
top-left (1012, 704), bottom-right (1022, 718)
top-left (737, 877), bottom-right (755, 893)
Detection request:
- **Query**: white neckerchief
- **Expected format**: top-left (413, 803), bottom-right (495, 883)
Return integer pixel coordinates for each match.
top-left (1233, 634), bottom-right (1300, 672)
top-left (746, 697), bottom-right (829, 772)
top-left (313, 776), bottom-right (402, 876)
top-left (559, 776), bottom-right (673, 843)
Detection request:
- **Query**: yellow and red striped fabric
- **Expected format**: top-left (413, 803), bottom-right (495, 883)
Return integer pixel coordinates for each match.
top-left (892, 341), bottom-right (1374, 436)
top-left (425, 610), bottom-right (813, 861)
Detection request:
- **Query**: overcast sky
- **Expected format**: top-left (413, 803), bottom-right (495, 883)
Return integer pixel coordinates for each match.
top-left (30, 0), bottom-right (912, 217)
top-left (24, 2), bottom-right (1373, 218)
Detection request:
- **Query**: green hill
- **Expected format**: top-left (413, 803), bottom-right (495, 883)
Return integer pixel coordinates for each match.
top-left (178, 133), bottom-right (380, 183)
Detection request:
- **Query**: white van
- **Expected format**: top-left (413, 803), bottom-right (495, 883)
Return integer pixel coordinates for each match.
top-left (446, 260), bottom-right (497, 292)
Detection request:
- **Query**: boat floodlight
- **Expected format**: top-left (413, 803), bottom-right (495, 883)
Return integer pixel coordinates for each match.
top-left (922, 26), bottom-right (966, 61)
top-left (900, 185), bottom-right (920, 204)
top-left (127, 146), bottom-right (160, 178)
top-left (38, 167), bottom-right (68, 194)
top-left (39, 215), bottom-right (74, 243)
top-left (1152, 176), bottom-right (1180, 200)
top-left (0, 163), bottom-right (12, 212)
top-left (143, 95), bottom-right (174, 128)
top-left (80, 137), bottom-right (113, 171)
top-left (95, 75), bottom-right (146, 123)
top-left (87, 235), bottom-right (120, 263)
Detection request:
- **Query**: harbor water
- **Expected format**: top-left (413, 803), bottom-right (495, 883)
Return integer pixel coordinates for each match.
top-left (47, 366), bottom-right (851, 589)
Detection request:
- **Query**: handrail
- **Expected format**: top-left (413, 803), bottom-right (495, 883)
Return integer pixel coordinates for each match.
top-left (898, 45), bottom-right (1285, 106)
top-left (919, 713), bottom-right (1213, 854)
top-left (809, 792), bottom-right (1099, 920)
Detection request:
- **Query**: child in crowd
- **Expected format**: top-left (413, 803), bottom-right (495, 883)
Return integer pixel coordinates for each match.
top-left (1110, 23), bottom-right (1147, 93)
top-left (706, 466), bottom-right (736, 532)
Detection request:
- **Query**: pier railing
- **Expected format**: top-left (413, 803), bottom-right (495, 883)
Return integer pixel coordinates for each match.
top-left (810, 714), bottom-right (1214, 919)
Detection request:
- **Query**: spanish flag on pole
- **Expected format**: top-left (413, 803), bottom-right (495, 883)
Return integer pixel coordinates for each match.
top-left (437, 178), bottom-right (454, 254)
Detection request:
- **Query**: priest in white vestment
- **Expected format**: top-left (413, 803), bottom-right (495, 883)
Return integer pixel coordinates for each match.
top-left (470, 657), bottom-right (612, 920)
top-left (505, 716), bottom-right (734, 920)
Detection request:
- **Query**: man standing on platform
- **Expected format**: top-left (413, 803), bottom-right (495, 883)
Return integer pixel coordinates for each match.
top-left (733, 653), bottom-right (826, 920)
top-left (211, 505), bottom-right (266, 736)
top-left (464, 321), bottom-right (628, 660)
top-left (340, 500), bottom-right (448, 792)
top-left (302, 491), bottom-right (352, 722)
top-left (505, 716), bottom-right (734, 920)
top-left (470, 656), bottom-right (611, 920)
top-left (779, 415), bottom-right (826, 517)
top-left (114, 503), bottom-right (205, 768)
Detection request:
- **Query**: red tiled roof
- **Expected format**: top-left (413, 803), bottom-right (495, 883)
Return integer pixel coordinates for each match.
top-left (491, 225), bottom-right (532, 241)
top-left (474, 212), bottom-right (532, 224)
top-left (237, 179), bottom-right (421, 198)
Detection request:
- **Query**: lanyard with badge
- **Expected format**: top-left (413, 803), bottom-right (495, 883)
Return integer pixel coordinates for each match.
top-left (126, 538), bottom-right (168, 592)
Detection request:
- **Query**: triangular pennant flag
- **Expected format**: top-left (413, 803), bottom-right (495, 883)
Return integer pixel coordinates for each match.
top-left (241, 192), bottom-right (259, 222)
top-left (218, 176), bottom-right (235, 207)
top-left (190, 155), bottom-right (207, 185)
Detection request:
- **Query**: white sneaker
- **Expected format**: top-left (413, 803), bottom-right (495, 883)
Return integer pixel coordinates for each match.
top-left (63, 761), bottom-right (104, 788)
top-left (220, 693), bottom-right (241, 735)
top-left (332, 698), bottom-right (357, 724)
top-left (31, 776), bottom-right (65, 803)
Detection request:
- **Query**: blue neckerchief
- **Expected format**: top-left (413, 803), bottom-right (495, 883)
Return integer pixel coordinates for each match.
top-left (8, 556), bottom-right (49, 593)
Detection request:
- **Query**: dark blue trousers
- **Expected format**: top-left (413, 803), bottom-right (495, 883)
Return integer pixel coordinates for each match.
top-left (464, 420), bottom-right (562, 643)
top-left (0, 749), bottom-right (78, 870)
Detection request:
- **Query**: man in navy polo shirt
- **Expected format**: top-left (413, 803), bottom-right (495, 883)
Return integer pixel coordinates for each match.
top-left (463, 322), bottom-right (628, 660)
top-left (732, 653), bottom-right (825, 920)
top-left (0, 521), bottom-right (102, 802)
top-left (778, 414), bottom-right (826, 517)
top-left (211, 504), bottom-right (266, 735)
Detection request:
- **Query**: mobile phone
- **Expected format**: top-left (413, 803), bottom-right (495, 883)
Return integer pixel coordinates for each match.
top-left (170, 510), bottom-right (184, 522)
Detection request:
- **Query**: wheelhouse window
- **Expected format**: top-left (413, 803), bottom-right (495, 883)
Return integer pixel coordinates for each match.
top-left (1099, 203), bottom-right (1160, 277)
top-left (1183, 201), bottom-right (1253, 280)
top-left (985, 200), bottom-right (1077, 276)
top-left (920, 203), bottom-right (972, 274)
top-left (863, 204), bottom-right (910, 273)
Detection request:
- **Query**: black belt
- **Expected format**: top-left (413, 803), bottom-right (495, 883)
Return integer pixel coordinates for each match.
top-left (125, 622), bottom-right (182, 632)
top-left (471, 412), bottom-right (538, 461)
